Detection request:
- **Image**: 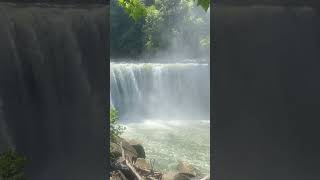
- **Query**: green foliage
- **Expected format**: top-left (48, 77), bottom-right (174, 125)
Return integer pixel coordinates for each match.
top-left (118, 0), bottom-right (210, 19)
top-left (111, 0), bottom-right (145, 57)
top-left (143, 0), bottom-right (210, 55)
top-left (118, 0), bottom-right (147, 21)
top-left (112, 0), bottom-right (210, 58)
top-left (143, 5), bottom-right (164, 52)
top-left (110, 107), bottom-right (125, 142)
top-left (0, 149), bottom-right (27, 180)
top-left (109, 151), bottom-right (117, 163)
top-left (194, 0), bottom-right (210, 11)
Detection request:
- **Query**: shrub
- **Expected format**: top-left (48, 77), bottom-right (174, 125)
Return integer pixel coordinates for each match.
top-left (0, 149), bottom-right (27, 180)
top-left (110, 107), bottom-right (126, 142)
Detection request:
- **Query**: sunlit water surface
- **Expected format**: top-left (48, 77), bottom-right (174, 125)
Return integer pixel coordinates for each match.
top-left (121, 119), bottom-right (210, 174)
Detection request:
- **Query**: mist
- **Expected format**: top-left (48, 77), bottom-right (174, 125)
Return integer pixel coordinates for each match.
top-left (110, 0), bottom-right (211, 175)
top-left (110, 62), bottom-right (210, 121)
top-left (110, 0), bottom-right (210, 121)
top-left (147, 5), bottom-right (210, 62)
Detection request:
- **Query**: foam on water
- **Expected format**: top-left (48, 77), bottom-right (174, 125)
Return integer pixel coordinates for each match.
top-left (122, 120), bottom-right (210, 174)
top-left (110, 62), bottom-right (210, 174)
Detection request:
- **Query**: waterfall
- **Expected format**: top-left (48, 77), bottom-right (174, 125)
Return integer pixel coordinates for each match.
top-left (0, 98), bottom-right (14, 151)
top-left (0, 3), bottom-right (107, 179)
top-left (110, 62), bottom-right (210, 120)
top-left (214, 4), bottom-right (320, 180)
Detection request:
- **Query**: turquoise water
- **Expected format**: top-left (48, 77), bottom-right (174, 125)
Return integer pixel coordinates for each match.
top-left (111, 62), bottom-right (210, 175)
top-left (121, 119), bottom-right (210, 174)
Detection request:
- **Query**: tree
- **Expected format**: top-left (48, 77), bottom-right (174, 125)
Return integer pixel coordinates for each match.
top-left (142, 0), bottom-right (210, 56)
top-left (110, 0), bottom-right (145, 58)
top-left (117, 0), bottom-right (210, 22)
top-left (195, 0), bottom-right (210, 11)
top-left (112, 0), bottom-right (210, 58)
top-left (118, 0), bottom-right (148, 21)
top-left (0, 149), bottom-right (27, 180)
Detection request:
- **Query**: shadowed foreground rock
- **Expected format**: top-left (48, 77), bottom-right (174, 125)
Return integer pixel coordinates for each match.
top-left (110, 138), bottom-right (209, 180)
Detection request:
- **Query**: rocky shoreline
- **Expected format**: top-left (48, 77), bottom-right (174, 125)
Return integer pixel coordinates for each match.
top-left (110, 137), bottom-right (210, 180)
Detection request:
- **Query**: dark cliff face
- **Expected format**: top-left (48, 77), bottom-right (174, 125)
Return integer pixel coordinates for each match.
top-left (214, 0), bottom-right (320, 7)
top-left (0, 0), bottom-right (108, 4)
top-left (0, 3), bottom-right (108, 179)
top-left (214, 5), bottom-right (320, 180)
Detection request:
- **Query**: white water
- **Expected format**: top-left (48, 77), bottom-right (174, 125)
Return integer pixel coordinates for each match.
top-left (110, 62), bottom-right (210, 120)
top-left (110, 62), bottom-right (210, 174)
top-left (122, 120), bottom-right (210, 174)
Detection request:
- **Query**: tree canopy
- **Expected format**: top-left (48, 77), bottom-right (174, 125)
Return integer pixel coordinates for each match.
top-left (118, 0), bottom-right (210, 21)
top-left (111, 0), bottom-right (210, 59)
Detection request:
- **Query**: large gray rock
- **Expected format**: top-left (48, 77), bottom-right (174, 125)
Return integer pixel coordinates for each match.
top-left (177, 161), bottom-right (197, 177)
top-left (173, 173), bottom-right (195, 180)
top-left (134, 158), bottom-right (150, 170)
top-left (111, 137), bottom-right (138, 162)
top-left (128, 140), bottom-right (146, 159)
top-left (110, 142), bottom-right (122, 160)
top-left (162, 171), bottom-right (178, 180)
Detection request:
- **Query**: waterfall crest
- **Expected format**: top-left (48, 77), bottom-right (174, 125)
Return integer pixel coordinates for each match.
top-left (110, 62), bottom-right (210, 120)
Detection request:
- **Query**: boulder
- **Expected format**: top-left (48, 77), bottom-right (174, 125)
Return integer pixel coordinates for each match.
top-left (110, 173), bottom-right (122, 180)
top-left (128, 141), bottom-right (146, 159)
top-left (177, 161), bottom-right (197, 177)
top-left (110, 142), bottom-right (122, 159)
top-left (111, 137), bottom-right (138, 162)
top-left (134, 158), bottom-right (151, 170)
top-left (162, 171), bottom-right (178, 180)
top-left (110, 170), bottom-right (130, 180)
top-left (173, 173), bottom-right (195, 180)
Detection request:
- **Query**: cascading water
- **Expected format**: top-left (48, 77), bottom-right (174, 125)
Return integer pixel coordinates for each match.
top-left (213, 3), bottom-right (320, 180)
top-left (0, 3), bottom-right (107, 179)
top-left (110, 61), bottom-right (210, 174)
top-left (0, 98), bottom-right (14, 151)
top-left (111, 62), bottom-right (210, 120)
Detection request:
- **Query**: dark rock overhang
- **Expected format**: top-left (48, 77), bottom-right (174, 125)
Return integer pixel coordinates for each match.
top-left (214, 0), bottom-right (320, 7)
top-left (0, 1), bottom-right (108, 9)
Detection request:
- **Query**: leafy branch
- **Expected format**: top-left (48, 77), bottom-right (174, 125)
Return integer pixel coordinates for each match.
top-left (118, 0), bottom-right (210, 21)
top-left (118, 0), bottom-right (148, 21)
top-left (194, 0), bottom-right (210, 12)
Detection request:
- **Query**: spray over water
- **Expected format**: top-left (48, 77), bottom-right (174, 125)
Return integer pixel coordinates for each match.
top-left (110, 0), bottom-right (210, 175)
top-left (110, 61), bottom-right (210, 174)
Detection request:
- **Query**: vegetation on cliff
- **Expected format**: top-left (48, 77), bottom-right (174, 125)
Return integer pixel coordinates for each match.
top-left (0, 149), bottom-right (27, 180)
top-left (110, 107), bottom-right (126, 163)
top-left (110, 107), bottom-right (126, 142)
